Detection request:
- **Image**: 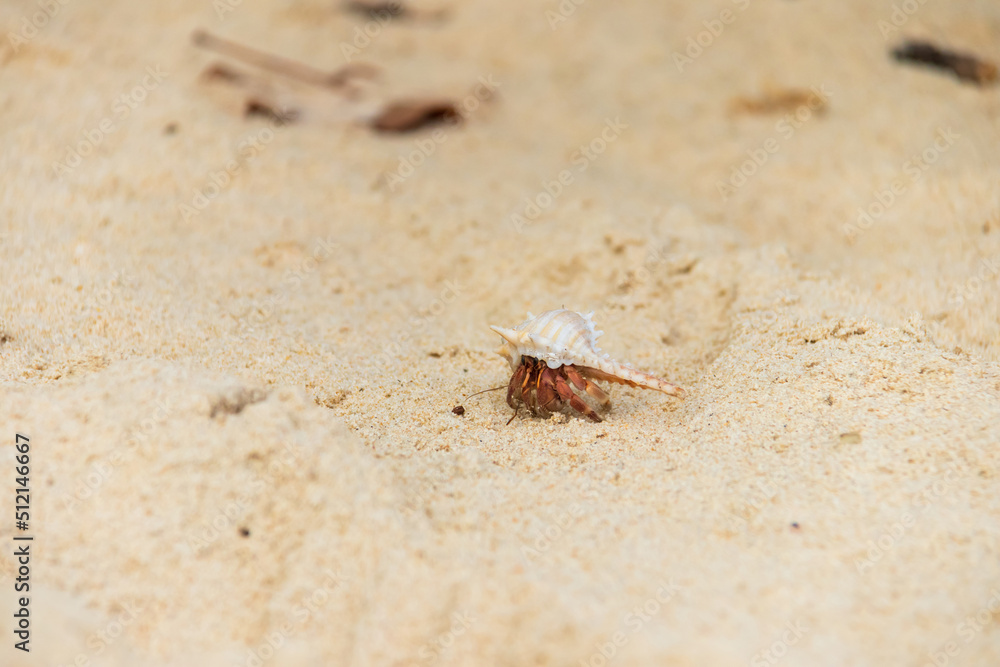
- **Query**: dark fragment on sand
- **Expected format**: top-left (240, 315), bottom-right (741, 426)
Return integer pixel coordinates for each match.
top-left (201, 62), bottom-right (248, 85)
top-left (729, 86), bottom-right (828, 116)
top-left (244, 98), bottom-right (300, 124)
top-left (370, 99), bottom-right (461, 133)
top-left (892, 40), bottom-right (998, 86)
top-left (343, 1), bottom-right (448, 23)
top-left (344, 0), bottom-right (410, 20)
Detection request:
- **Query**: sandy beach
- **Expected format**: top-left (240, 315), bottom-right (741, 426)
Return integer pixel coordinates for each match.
top-left (2, 0), bottom-right (1000, 665)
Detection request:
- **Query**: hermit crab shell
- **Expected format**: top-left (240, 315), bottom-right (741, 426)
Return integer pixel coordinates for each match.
top-left (490, 309), bottom-right (683, 396)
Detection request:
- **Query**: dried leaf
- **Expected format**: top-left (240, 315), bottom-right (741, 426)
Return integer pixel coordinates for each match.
top-left (201, 63), bottom-right (248, 85)
top-left (370, 99), bottom-right (460, 132)
top-left (729, 87), bottom-right (828, 115)
top-left (343, 1), bottom-right (448, 22)
top-left (344, 0), bottom-right (410, 20)
top-left (244, 98), bottom-right (300, 124)
top-left (892, 40), bottom-right (998, 86)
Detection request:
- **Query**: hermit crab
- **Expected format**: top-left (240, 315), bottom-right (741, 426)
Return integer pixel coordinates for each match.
top-left (488, 309), bottom-right (684, 423)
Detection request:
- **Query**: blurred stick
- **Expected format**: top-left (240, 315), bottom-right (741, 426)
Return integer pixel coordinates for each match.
top-left (192, 30), bottom-right (377, 89)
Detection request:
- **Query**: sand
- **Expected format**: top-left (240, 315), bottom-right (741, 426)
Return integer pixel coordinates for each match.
top-left (2, 0), bottom-right (1000, 665)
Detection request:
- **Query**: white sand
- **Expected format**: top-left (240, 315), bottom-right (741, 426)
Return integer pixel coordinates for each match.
top-left (2, 0), bottom-right (999, 665)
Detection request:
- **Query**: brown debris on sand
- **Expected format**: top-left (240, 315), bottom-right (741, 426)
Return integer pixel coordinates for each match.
top-left (892, 39), bottom-right (998, 86)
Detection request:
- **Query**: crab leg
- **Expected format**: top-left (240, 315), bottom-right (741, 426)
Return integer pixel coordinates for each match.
top-left (528, 361), bottom-right (547, 416)
top-left (520, 360), bottom-right (538, 415)
top-left (506, 405), bottom-right (520, 425)
top-left (553, 372), bottom-right (602, 423)
top-left (506, 363), bottom-right (526, 409)
top-left (537, 366), bottom-right (562, 414)
top-left (564, 365), bottom-right (611, 408)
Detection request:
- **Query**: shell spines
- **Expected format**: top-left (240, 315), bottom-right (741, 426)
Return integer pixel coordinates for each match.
top-left (490, 309), bottom-right (683, 397)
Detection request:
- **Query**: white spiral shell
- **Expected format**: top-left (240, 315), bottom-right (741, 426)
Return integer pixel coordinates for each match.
top-left (490, 309), bottom-right (683, 396)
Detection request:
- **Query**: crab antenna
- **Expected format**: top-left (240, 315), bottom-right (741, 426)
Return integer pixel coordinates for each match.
top-left (462, 386), bottom-right (505, 402)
